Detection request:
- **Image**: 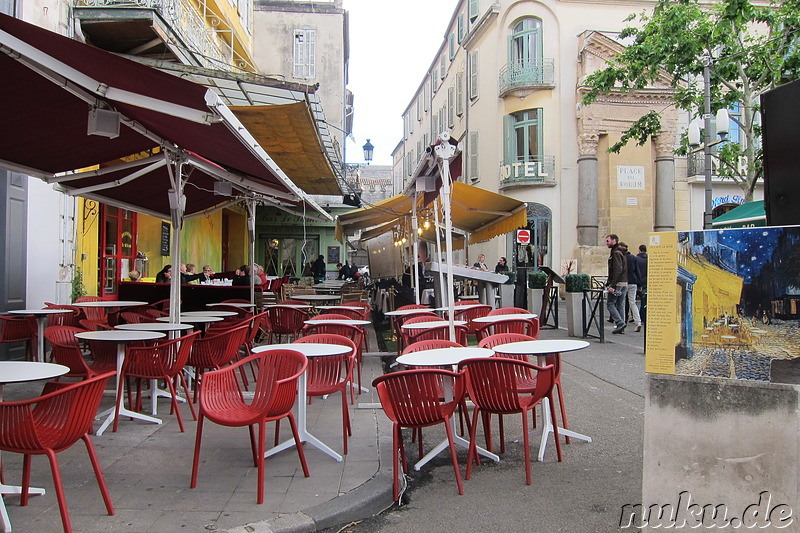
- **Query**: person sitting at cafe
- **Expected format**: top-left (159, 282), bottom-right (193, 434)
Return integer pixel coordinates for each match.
top-left (232, 265), bottom-right (260, 286)
top-left (253, 263), bottom-right (268, 286)
top-left (128, 270), bottom-right (141, 282)
top-left (180, 263), bottom-right (203, 284)
top-left (155, 265), bottom-right (172, 283)
top-left (312, 254), bottom-right (326, 282)
top-left (495, 257), bottom-right (510, 273)
top-left (199, 265), bottom-right (216, 283)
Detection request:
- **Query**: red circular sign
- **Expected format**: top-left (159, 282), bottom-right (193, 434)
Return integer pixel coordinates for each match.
top-left (516, 229), bottom-right (531, 244)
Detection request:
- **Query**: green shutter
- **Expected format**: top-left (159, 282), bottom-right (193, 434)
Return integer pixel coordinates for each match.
top-left (503, 114), bottom-right (515, 163)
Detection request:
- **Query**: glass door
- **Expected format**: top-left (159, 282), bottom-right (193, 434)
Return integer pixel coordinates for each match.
top-left (99, 205), bottom-right (136, 298)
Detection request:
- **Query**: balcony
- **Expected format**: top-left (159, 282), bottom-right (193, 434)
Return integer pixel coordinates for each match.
top-left (73, 0), bottom-right (246, 71)
top-left (498, 156), bottom-right (557, 190)
top-left (498, 59), bottom-right (555, 98)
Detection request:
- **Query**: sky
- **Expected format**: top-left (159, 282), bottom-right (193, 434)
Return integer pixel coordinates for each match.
top-left (342, 0), bottom-right (459, 166)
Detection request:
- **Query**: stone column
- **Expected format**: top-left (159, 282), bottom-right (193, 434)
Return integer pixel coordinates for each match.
top-left (653, 132), bottom-right (676, 233)
top-left (577, 133), bottom-right (599, 245)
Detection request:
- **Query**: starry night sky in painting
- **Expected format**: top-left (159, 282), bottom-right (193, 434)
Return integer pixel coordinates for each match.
top-left (715, 228), bottom-right (781, 283)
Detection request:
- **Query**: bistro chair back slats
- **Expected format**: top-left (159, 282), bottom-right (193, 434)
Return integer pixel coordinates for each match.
top-left (265, 305), bottom-right (309, 343)
top-left (0, 315), bottom-right (37, 361)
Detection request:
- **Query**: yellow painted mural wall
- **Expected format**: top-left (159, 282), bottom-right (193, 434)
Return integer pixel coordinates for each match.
top-left (682, 254), bottom-right (743, 339)
top-left (76, 197), bottom-right (100, 297)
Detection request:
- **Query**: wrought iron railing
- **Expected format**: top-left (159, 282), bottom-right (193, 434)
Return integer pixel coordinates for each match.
top-left (499, 59), bottom-right (555, 95)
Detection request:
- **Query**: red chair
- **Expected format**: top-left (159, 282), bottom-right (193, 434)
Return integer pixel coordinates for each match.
top-left (320, 307), bottom-right (366, 320)
top-left (302, 322), bottom-right (365, 394)
top-left (397, 313), bottom-right (440, 354)
top-left (43, 304), bottom-right (82, 328)
top-left (450, 304), bottom-right (492, 342)
top-left (265, 305), bottom-right (309, 343)
top-left (407, 323), bottom-right (469, 347)
top-left (44, 326), bottom-right (115, 379)
top-left (119, 311), bottom-right (153, 324)
top-left (475, 318), bottom-right (539, 342)
top-left (372, 368), bottom-right (466, 500)
top-left (294, 334), bottom-right (356, 453)
top-left (458, 357), bottom-right (561, 485)
top-left (487, 307), bottom-right (530, 316)
top-left (74, 297), bottom-right (109, 326)
top-left (191, 350), bottom-right (309, 504)
top-left (186, 324), bottom-right (250, 401)
top-left (208, 304), bottom-right (254, 319)
top-left (114, 331), bottom-right (200, 432)
top-left (0, 372), bottom-right (116, 533)
top-left (0, 315), bottom-right (37, 361)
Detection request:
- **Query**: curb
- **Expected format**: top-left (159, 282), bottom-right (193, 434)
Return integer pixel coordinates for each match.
top-left (223, 472), bottom-right (396, 533)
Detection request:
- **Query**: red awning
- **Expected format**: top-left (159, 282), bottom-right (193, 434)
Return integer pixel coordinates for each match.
top-left (0, 13), bottom-right (329, 219)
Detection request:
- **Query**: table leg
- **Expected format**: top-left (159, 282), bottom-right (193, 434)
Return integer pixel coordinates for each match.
top-left (95, 344), bottom-right (162, 436)
top-left (35, 317), bottom-right (47, 363)
top-left (265, 374), bottom-right (343, 462)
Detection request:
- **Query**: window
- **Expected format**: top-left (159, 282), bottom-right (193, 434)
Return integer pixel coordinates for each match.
top-left (440, 55), bottom-right (446, 79)
top-left (424, 80), bottom-right (431, 111)
top-left (403, 113), bottom-right (409, 140)
top-left (431, 69), bottom-right (439, 93)
top-left (408, 111), bottom-right (414, 135)
top-left (458, 13), bottom-right (465, 43)
top-left (468, 131), bottom-right (479, 181)
top-left (1, 0), bottom-right (14, 15)
top-left (468, 0), bottom-right (479, 22)
top-left (469, 50), bottom-right (479, 100)
top-left (509, 18), bottom-right (543, 72)
top-left (448, 86), bottom-right (455, 127)
top-left (504, 109), bottom-right (543, 163)
top-left (449, 33), bottom-right (456, 59)
top-left (456, 72), bottom-right (464, 116)
top-left (432, 114), bottom-right (438, 139)
top-left (416, 97), bottom-right (422, 121)
top-left (293, 29), bottom-right (316, 79)
top-left (439, 107), bottom-right (447, 134)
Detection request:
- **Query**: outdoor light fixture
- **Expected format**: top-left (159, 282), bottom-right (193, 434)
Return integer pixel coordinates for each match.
top-left (362, 139), bottom-right (374, 163)
top-left (88, 107), bottom-right (121, 139)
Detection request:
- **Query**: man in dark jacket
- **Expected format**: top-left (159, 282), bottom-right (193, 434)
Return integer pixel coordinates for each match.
top-left (605, 234), bottom-right (628, 334)
top-left (626, 247), bottom-right (643, 332)
top-left (636, 245), bottom-right (648, 326)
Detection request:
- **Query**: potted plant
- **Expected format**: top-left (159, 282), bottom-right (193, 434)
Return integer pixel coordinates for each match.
top-left (565, 273), bottom-right (591, 293)
top-left (564, 273), bottom-right (591, 337)
top-left (528, 270), bottom-right (547, 289)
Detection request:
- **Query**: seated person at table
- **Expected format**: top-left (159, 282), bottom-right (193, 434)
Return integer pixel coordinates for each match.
top-left (180, 263), bottom-right (203, 284)
top-left (155, 265), bottom-right (172, 283)
top-left (337, 262), bottom-right (353, 280)
top-left (128, 270), bottom-right (141, 282)
top-left (253, 263), bottom-right (268, 286)
top-left (199, 265), bottom-right (216, 283)
top-left (232, 265), bottom-right (260, 286)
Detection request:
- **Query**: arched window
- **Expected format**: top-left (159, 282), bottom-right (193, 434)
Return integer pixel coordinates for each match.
top-left (509, 18), bottom-right (542, 68)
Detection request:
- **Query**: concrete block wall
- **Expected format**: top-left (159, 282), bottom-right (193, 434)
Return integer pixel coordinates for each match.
top-left (640, 374), bottom-right (799, 530)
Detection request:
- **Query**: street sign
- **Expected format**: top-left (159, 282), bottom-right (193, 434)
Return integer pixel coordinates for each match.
top-left (516, 229), bottom-right (531, 244)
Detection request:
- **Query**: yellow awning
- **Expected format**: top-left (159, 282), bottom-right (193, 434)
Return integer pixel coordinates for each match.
top-left (336, 182), bottom-right (526, 245)
top-left (231, 102), bottom-right (341, 195)
top-left (358, 220), bottom-right (466, 250)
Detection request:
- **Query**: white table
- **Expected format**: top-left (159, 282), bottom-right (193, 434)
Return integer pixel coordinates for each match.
top-left (252, 343), bottom-right (350, 463)
top-left (384, 308), bottom-right (436, 317)
top-left (0, 361), bottom-right (69, 532)
top-left (265, 304), bottom-right (311, 310)
top-left (315, 305), bottom-right (366, 312)
top-left (401, 320), bottom-right (467, 330)
top-left (181, 310), bottom-right (239, 318)
top-left (395, 346), bottom-right (499, 469)
top-left (72, 300), bottom-right (148, 308)
top-left (291, 295), bottom-right (341, 302)
top-left (304, 319), bottom-right (371, 327)
top-left (75, 330), bottom-right (165, 435)
top-left (7, 309), bottom-right (71, 362)
top-left (115, 323), bottom-right (194, 415)
top-left (156, 315), bottom-right (223, 333)
top-left (472, 313), bottom-right (539, 322)
top-left (491, 339), bottom-right (591, 461)
top-left (206, 302), bottom-right (255, 309)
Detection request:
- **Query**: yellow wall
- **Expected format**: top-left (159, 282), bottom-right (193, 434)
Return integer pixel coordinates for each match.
top-left (181, 212), bottom-right (223, 271)
top-left (683, 253), bottom-right (743, 338)
top-left (76, 197), bottom-right (100, 297)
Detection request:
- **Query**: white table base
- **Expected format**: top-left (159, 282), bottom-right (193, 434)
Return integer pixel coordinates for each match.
top-left (95, 344), bottom-right (162, 436)
top-left (0, 482), bottom-right (45, 532)
top-left (265, 372), bottom-right (343, 463)
top-left (534, 398), bottom-right (592, 462)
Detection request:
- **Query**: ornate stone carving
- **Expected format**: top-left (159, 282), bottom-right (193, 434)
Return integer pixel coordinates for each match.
top-left (578, 133), bottom-right (599, 156)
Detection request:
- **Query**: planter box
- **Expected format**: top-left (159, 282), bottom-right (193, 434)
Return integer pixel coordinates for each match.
top-left (565, 292), bottom-right (583, 337)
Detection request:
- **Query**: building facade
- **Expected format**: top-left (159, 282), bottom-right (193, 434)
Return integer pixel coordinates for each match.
top-left (392, 0), bottom-right (761, 279)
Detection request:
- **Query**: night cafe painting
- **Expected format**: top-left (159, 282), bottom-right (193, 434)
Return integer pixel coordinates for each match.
top-left (645, 226), bottom-right (800, 382)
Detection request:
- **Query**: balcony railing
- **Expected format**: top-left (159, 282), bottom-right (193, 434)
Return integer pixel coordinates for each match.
top-left (75, 0), bottom-right (234, 70)
top-left (499, 59), bottom-right (555, 97)
top-left (499, 156), bottom-right (557, 189)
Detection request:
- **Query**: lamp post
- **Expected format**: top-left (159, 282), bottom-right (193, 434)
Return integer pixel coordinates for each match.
top-left (688, 56), bottom-right (729, 229)
top-left (342, 140), bottom-right (375, 207)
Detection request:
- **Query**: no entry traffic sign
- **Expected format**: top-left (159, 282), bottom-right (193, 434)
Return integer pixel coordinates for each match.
top-left (516, 229), bottom-right (531, 244)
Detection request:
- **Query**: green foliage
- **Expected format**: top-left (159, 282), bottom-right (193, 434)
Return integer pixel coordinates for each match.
top-left (582, 0), bottom-right (800, 201)
top-left (528, 270), bottom-right (548, 289)
top-left (70, 267), bottom-right (86, 303)
top-left (565, 274), bottom-right (591, 293)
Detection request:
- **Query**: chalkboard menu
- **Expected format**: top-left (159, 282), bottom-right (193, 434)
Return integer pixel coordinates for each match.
top-left (161, 221), bottom-right (170, 256)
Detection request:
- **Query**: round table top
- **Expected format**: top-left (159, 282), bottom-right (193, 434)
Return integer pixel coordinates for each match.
top-left (434, 304), bottom-right (484, 311)
top-left (252, 343), bottom-right (350, 357)
top-left (472, 313), bottom-right (539, 322)
top-left (291, 294), bottom-right (342, 301)
top-left (72, 300), bottom-right (149, 308)
top-left (265, 304), bottom-right (312, 309)
top-left (7, 308), bottom-right (71, 316)
top-left (316, 305), bottom-right (366, 311)
top-left (115, 323), bottom-right (194, 332)
top-left (207, 302), bottom-right (256, 308)
top-left (156, 315), bottom-right (223, 324)
top-left (492, 339), bottom-right (590, 355)
top-left (384, 308), bottom-right (435, 317)
top-left (397, 347), bottom-right (493, 367)
top-left (0, 362), bottom-right (69, 384)
top-left (75, 330), bottom-right (165, 342)
top-left (181, 310), bottom-right (239, 317)
top-left (305, 319), bottom-right (371, 326)
top-left (401, 320), bottom-right (467, 330)
top-left (750, 329), bottom-right (767, 334)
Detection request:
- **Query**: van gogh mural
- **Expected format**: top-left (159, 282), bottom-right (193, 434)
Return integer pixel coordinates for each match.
top-left (646, 226), bottom-right (800, 381)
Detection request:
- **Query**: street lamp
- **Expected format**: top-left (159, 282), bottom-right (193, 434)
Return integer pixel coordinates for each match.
top-left (691, 56), bottom-right (730, 229)
top-left (362, 139), bottom-right (374, 164)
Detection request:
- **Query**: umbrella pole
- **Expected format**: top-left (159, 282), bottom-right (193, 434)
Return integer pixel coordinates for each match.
top-left (434, 136), bottom-right (457, 343)
top-left (247, 198), bottom-right (256, 304)
top-left (433, 198), bottom-right (446, 309)
top-left (167, 152), bottom-right (186, 323)
top-left (412, 193), bottom-right (420, 306)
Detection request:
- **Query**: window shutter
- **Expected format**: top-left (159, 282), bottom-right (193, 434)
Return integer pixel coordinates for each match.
top-left (432, 114), bottom-right (438, 139)
top-left (468, 131), bottom-right (479, 180)
top-left (468, 0), bottom-right (479, 21)
top-left (424, 80), bottom-right (431, 111)
top-left (449, 33), bottom-right (456, 59)
top-left (469, 50), bottom-right (479, 100)
top-left (440, 55), bottom-right (446, 79)
top-left (503, 114), bottom-right (515, 163)
top-left (456, 72), bottom-right (464, 116)
top-left (307, 30), bottom-right (316, 78)
top-left (448, 86), bottom-right (455, 127)
top-left (293, 31), bottom-right (305, 78)
top-left (293, 29), bottom-right (316, 79)
top-left (458, 14), bottom-right (465, 43)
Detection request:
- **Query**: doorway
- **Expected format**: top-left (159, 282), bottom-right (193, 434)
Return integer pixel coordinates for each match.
top-left (99, 205), bottom-right (136, 298)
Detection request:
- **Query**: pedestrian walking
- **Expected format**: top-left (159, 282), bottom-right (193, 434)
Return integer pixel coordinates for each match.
top-left (626, 246), bottom-right (642, 332)
top-left (605, 234), bottom-right (628, 334)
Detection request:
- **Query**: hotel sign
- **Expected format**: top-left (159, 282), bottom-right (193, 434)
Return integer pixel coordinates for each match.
top-left (499, 160), bottom-right (550, 180)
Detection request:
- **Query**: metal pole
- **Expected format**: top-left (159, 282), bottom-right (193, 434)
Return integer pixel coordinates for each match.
top-left (434, 133), bottom-right (457, 342)
top-left (247, 198), bottom-right (256, 303)
top-left (703, 57), bottom-right (714, 229)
